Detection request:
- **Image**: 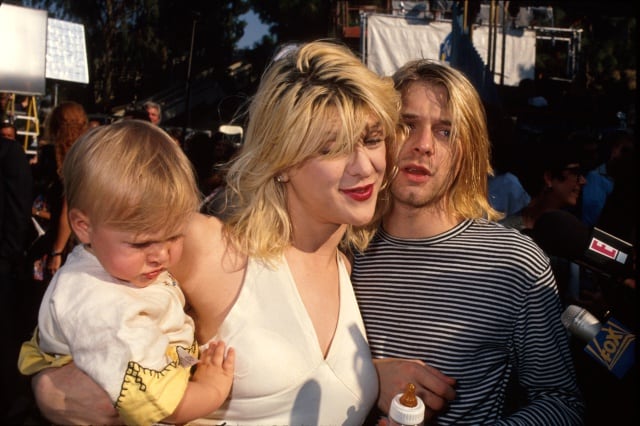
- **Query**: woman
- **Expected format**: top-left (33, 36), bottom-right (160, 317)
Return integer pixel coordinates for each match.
top-left (30, 101), bottom-right (89, 278)
top-left (31, 40), bottom-right (401, 425)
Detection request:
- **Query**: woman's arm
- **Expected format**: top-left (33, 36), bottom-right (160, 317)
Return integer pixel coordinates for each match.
top-left (47, 199), bottom-right (71, 275)
top-left (32, 363), bottom-right (121, 425)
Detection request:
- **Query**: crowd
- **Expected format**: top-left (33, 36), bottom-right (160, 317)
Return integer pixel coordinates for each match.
top-left (1, 38), bottom-right (635, 425)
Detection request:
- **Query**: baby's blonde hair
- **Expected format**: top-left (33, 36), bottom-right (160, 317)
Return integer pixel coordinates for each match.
top-left (63, 120), bottom-right (200, 236)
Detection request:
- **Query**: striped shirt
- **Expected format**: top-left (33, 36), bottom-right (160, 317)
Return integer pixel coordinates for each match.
top-left (352, 219), bottom-right (584, 425)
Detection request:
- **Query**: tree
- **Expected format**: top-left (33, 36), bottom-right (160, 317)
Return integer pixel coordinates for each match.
top-left (247, 0), bottom-right (332, 44)
top-left (20, 0), bottom-right (250, 114)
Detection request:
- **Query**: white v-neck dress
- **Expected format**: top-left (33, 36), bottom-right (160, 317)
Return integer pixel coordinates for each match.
top-left (194, 255), bottom-right (378, 425)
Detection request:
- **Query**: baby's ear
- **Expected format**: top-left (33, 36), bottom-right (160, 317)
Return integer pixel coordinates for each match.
top-left (68, 208), bottom-right (92, 244)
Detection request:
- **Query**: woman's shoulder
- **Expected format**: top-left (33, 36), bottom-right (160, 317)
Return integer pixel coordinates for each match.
top-left (178, 213), bottom-right (246, 279)
top-left (186, 212), bottom-right (223, 241)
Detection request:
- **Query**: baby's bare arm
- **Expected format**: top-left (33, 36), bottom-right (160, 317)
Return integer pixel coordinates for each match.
top-left (163, 341), bottom-right (235, 423)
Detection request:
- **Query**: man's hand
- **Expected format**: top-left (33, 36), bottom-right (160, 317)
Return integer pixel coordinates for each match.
top-left (374, 358), bottom-right (456, 421)
top-left (32, 363), bottom-right (121, 425)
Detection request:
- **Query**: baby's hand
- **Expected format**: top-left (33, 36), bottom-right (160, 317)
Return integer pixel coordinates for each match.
top-left (192, 341), bottom-right (235, 397)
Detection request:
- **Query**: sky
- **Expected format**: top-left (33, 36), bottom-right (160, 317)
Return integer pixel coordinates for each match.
top-left (237, 10), bottom-right (270, 49)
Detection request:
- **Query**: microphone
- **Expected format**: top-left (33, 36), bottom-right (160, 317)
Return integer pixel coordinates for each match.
top-left (531, 210), bottom-right (634, 282)
top-left (561, 305), bottom-right (636, 379)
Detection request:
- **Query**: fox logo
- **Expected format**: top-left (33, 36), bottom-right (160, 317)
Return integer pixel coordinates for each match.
top-left (585, 317), bottom-right (636, 378)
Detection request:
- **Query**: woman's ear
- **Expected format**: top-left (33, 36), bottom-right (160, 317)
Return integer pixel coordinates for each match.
top-left (68, 208), bottom-right (92, 244)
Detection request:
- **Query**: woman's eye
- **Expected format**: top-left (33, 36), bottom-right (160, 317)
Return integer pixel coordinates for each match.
top-left (318, 141), bottom-right (336, 155)
top-left (364, 137), bottom-right (384, 146)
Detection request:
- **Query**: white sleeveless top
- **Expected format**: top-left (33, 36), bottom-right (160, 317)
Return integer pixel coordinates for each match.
top-left (193, 254), bottom-right (378, 425)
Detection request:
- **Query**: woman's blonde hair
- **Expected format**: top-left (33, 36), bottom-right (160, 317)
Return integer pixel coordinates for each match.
top-left (63, 120), bottom-right (200, 237)
top-left (393, 60), bottom-right (501, 221)
top-left (224, 40), bottom-right (401, 260)
top-left (44, 101), bottom-right (89, 177)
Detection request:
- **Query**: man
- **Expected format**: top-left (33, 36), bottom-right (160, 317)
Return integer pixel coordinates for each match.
top-left (1, 134), bottom-right (33, 422)
top-left (144, 101), bottom-right (162, 125)
top-left (1, 118), bottom-right (17, 140)
top-left (352, 60), bottom-right (584, 424)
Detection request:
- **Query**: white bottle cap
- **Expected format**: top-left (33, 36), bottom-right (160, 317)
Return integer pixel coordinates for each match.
top-left (389, 393), bottom-right (425, 425)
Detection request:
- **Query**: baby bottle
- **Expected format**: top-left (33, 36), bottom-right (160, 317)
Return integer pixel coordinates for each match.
top-left (388, 383), bottom-right (425, 426)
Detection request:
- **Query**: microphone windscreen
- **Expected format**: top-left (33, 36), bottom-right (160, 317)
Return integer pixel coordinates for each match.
top-left (531, 210), bottom-right (591, 259)
top-left (561, 304), bottom-right (601, 342)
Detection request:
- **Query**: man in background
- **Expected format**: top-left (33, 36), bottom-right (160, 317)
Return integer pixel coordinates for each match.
top-left (144, 101), bottom-right (162, 126)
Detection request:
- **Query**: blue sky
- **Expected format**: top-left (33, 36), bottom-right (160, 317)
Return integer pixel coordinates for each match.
top-left (237, 10), bottom-right (270, 49)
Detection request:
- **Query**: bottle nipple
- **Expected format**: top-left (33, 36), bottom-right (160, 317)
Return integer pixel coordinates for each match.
top-left (399, 383), bottom-right (418, 408)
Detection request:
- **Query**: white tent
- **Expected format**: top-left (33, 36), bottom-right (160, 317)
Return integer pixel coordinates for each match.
top-left (363, 13), bottom-right (536, 87)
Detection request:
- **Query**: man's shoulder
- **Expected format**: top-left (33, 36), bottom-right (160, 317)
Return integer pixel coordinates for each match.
top-left (466, 220), bottom-right (547, 257)
top-left (1, 136), bottom-right (24, 158)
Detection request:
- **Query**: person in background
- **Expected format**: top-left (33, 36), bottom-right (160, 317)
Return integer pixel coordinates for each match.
top-left (144, 100), bottom-right (162, 126)
top-left (88, 117), bottom-right (103, 129)
top-left (351, 59), bottom-right (584, 424)
top-left (580, 129), bottom-right (634, 229)
top-left (30, 39), bottom-right (402, 425)
top-left (1, 133), bottom-right (33, 422)
top-left (0, 92), bottom-right (11, 116)
top-left (501, 135), bottom-right (586, 232)
top-left (31, 101), bottom-right (90, 279)
top-left (501, 135), bottom-right (588, 306)
top-left (18, 120), bottom-right (235, 425)
top-left (484, 103), bottom-right (530, 218)
top-left (1, 118), bottom-right (17, 140)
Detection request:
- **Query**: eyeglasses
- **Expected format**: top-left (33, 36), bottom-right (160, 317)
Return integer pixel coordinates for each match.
top-left (561, 166), bottom-right (585, 181)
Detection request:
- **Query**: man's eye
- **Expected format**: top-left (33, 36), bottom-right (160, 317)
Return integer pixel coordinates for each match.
top-left (436, 128), bottom-right (451, 139)
top-left (403, 122), bottom-right (416, 131)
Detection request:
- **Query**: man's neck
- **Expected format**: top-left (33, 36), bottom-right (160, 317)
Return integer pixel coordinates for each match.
top-left (383, 202), bottom-right (462, 239)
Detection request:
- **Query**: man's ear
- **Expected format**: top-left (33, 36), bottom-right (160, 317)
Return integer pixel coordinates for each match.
top-left (543, 171), bottom-right (554, 189)
top-left (68, 208), bottom-right (92, 244)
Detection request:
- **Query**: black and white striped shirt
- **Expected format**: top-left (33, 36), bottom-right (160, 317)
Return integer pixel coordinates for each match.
top-left (353, 219), bottom-right (584, 425)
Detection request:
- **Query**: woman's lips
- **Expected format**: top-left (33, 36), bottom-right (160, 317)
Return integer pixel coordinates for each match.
top-left (343, 184), bottom-right (374, 201)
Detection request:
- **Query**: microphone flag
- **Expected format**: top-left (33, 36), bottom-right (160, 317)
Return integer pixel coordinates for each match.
top-left (584, 317), bottom-right (635, 379)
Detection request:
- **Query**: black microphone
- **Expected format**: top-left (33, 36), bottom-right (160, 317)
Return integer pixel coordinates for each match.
top-left (531, 210), bottom-right (634, 282)
top-left (561, 304), bottom-right (635, 379)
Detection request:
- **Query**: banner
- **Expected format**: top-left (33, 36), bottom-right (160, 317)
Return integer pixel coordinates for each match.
top-left (364, 14), bottom-right (535, 86)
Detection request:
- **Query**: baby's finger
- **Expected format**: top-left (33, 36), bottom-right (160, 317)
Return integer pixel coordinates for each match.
top-left (211, 341), bottom-right (227, 365)
top-left (223, 347), bottom-right (235, 370)
top-left (198, 344), bottom-right (217, 365)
